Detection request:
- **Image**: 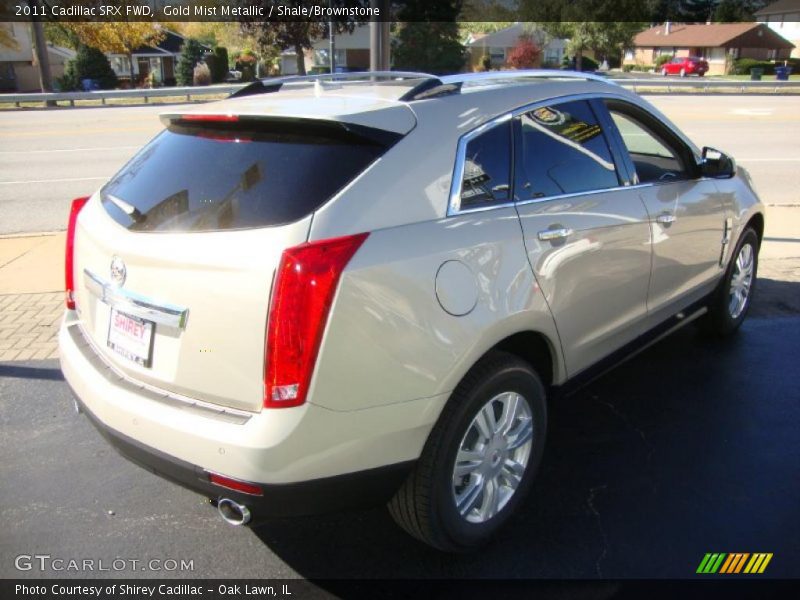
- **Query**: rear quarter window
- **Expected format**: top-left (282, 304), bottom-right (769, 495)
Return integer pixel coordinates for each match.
top-left (101, 119), bottom-right (398, 232)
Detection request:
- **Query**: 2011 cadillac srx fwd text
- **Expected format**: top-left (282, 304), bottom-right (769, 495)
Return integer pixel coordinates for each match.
top-left (59, 70), bottom-right (764, 551)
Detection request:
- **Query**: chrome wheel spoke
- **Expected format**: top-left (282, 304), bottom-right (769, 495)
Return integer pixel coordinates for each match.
top-left (496, 392), bottom-right (520, 435)
top-left (456, 477), bottom-right (484, 516)
top-left (502, 458), bottom-right (525, 487)
top-left (507, 419), bottom-right (533, 450)
top-left (454, 448), bottom-right (484, 478)
top-left (478, 477), bottom-right (499, 521)
top-left (474, 406), bottom-right (495, 441)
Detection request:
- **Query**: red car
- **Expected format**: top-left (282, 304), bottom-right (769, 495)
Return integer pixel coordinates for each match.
top-left (661, 56), bottom-right (709, 77)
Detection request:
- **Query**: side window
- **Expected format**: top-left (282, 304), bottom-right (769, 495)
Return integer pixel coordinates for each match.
top-left (608, 108), bottom-right (688, 184)
top-left (514, 100), bottom-right (620, 201)
top-left (460, 121), bottom-right (512, 209)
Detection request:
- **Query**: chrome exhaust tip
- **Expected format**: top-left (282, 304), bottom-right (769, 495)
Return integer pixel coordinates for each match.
top-left (217, 498), bottom-right (251, 526)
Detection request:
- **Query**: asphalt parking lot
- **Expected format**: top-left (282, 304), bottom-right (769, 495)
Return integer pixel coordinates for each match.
top-left (1, 315), bottom-right (799, 581)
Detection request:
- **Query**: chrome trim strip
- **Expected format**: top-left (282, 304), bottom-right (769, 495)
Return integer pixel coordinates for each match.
top-left (84, 269), bottom-right (189, 329)
top-left (447, 113), bottom-right (512, 217)
top-left (68, 323), bottom-right (252, 424)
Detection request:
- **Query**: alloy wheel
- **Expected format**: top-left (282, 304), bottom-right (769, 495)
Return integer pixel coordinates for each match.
top-left (451, 391), bottom-right (534, 524)
top-left (729, 243), bottom-right (754, 319)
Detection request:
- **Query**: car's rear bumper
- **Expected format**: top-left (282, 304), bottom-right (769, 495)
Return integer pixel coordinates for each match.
top-left (71, 389), bottom-right (413, 519)
top-left (59, 313), bottom-right (445, 516)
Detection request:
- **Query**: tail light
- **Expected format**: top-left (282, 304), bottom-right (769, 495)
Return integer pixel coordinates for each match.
top-left (264, 232), bottom-right (369, 408)
top-left (65, 196), bottom-right (89, 310)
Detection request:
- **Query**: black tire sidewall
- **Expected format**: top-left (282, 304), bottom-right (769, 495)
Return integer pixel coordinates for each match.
top-left (430, 358), bottom-right (547, 550)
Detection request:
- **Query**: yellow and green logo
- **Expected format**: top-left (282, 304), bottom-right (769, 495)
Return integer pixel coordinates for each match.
top-left (696, 553), bottom-right (773, 574)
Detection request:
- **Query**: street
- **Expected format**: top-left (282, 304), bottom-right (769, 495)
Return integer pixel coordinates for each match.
top-left (0, 95), bottom-right (799, 234)
top-left (1, 317), bottom-right (799, 580)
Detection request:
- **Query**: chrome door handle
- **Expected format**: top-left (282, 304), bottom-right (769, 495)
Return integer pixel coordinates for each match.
top-left (656, 213), bottom-right (676, 225)
top-left (538, 227), bottom-right (573, 241)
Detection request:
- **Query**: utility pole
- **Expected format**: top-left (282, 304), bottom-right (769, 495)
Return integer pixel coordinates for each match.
top-left (369, 0), bottom-right (390, 71)
top-left (28, 1), bottom-right (54, 105)
top-left (329, 20), bottom-right (336, 74)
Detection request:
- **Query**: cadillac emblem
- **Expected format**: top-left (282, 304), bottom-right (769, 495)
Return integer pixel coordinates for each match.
top-left (109, 256), bottom-right (126, 287)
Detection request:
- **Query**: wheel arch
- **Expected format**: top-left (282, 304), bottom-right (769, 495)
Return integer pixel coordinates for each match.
top-left (491, 331), bottom-right (557, 387)
top-left (744, 212), bottom-right (764, 247)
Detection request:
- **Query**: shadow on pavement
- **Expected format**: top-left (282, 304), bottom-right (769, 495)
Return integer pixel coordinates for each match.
top-left (252, 318), bottom-right (800, 580)
top-left (750, 277), bottom-right (800, 318)
top-left (0, 363), bottom-right (64, 381)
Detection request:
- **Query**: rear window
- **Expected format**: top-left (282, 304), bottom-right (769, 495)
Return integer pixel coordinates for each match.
top-left (101, 119), bottom-right (398, 232)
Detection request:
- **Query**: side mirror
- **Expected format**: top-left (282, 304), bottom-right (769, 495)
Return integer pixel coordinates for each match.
top-left (701, 147), bottom-right (736, 179)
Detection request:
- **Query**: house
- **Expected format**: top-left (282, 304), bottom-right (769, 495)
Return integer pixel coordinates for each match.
top-left (755, 0), bottom-right (800, 58)
top-left (107, 29), bottom-right (208, 86)
top-left (464, 23), bottom-right (567, 71)
top-left (280, 24), bottom-right (371, 75)
top-left (625, 22), bottom-right (795, 75)
top-left (0, 22), bottom-right (74, 92)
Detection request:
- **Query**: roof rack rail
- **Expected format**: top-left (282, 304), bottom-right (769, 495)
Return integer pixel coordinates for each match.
top-left (401, 69), bottom-right (619, 101)
top-left (439, 69), bottom-right (619, 87)
top-left (230, 71), bottom-right (436, 98)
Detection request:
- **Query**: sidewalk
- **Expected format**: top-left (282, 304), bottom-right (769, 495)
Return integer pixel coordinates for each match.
top-left (1, 209), bottom-right (798, 362)
top-left (0, 232), bottom-right (64, 361)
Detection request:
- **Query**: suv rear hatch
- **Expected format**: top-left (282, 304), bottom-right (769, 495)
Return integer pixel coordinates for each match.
top-left (72, 114), bottom-right (402, 412)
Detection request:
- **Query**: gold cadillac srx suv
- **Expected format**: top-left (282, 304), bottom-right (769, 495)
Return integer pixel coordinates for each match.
top-left (60, 71), bottom-right (764, 551)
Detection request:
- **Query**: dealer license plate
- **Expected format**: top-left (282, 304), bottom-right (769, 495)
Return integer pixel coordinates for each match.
top-left (107, 308), bottom-right (154, 367)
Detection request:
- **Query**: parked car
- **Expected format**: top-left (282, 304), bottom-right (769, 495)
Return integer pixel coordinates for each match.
top-left (661, 56), bottom-right (709, 77)
top-left (60, 70), bottom-right (764, 551)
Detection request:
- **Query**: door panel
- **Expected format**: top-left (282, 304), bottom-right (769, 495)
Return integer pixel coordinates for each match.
top-left (512, 99), bottom-right (653, 377)
top-left (638, 180), bottom-right (725, 313)
top-left (517, 191), bottom-right (652, 376)
top-left (598, 100), bottom-right (727, 316)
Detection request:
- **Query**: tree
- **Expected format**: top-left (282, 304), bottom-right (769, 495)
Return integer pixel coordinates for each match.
top-left (713, 0), bottom-right (769, 21)
top-left (59, 22), bottom-right (165, 84)
top-left (1, 25), bottom-right (19, 50)
top-left (393, 1), bottom-right (466, 75)
top-left (241, 2), bottom-right (379, 76)
top-left (541, 22), bottom-right (644, 71)
top-left (61, 45), bottom-right (118, 90)
top-left (206, 47), bottom-right (229, 84)
top-left (507, 37), bottom-right (542, 69)
top-left (242, 20), bottom-right (326, 76)
top-left (176, 39), bottom-right (207, 86)
top-left (679, 0), bottom-right (718, 21)
top-left (44, 23), bottom-right (81, 50)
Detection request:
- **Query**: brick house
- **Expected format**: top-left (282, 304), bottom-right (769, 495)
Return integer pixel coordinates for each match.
top-left (625, 22), bottom-right (795, 75)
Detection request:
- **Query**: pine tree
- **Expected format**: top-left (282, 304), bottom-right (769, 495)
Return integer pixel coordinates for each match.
top-left (176, 39), bottom-right (207, 86)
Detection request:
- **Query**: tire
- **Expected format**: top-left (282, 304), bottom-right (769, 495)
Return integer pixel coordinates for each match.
top-left (388, 351), bottom-right (547, 551)
top-left (698, 71), bottom-right (705, 77)
top-left (704, 227), bottom-right (759, 336)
